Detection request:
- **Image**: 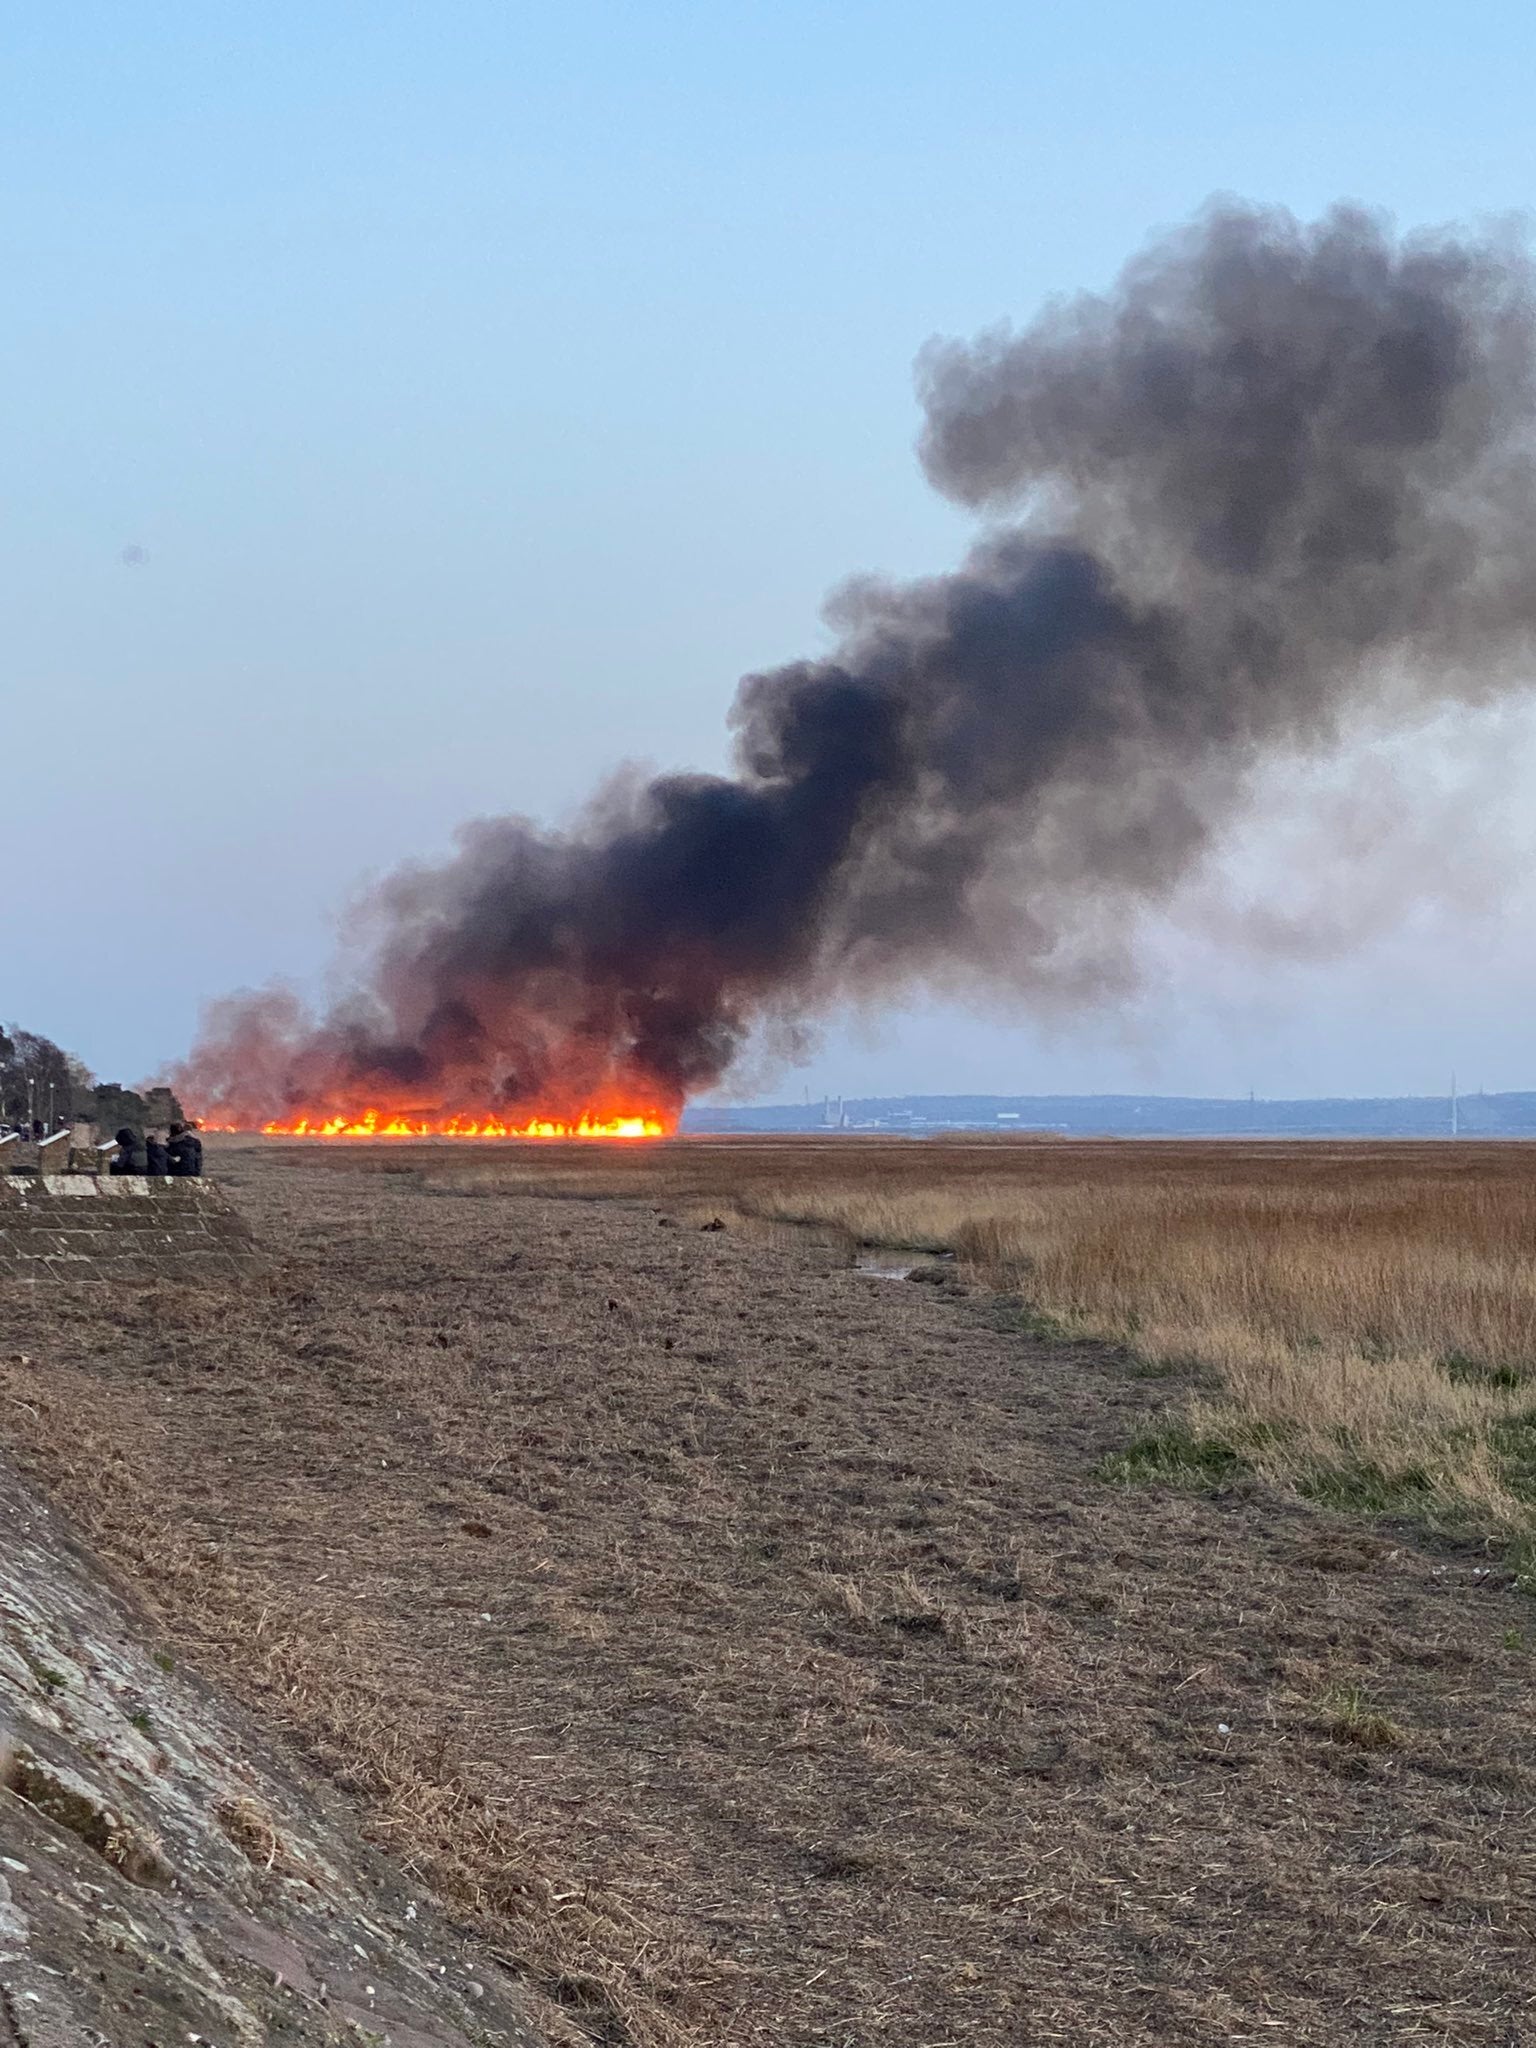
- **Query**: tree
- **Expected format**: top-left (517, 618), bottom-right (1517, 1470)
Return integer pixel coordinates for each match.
top-left (66, 1053), bottom-right (96, 1118)
top-left (0, 1027), bottom-right (178, 1135)
top-left (0, 1027), bottom-right (80, 1131)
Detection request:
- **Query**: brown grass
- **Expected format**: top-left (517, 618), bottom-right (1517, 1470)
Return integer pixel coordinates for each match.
top-left (2, 1136), bottom-right (1534, 2044)
top-left (752, 1161), bottom-right (1536, 1547)
top-left (335, 1134), bottom-right (1536, 1555)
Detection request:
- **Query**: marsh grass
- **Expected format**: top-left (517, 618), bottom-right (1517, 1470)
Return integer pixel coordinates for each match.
top-left (748, 1161), bottom-right (1536, 1550)
top-left (340, 1135), bottom-right (1536, 1554)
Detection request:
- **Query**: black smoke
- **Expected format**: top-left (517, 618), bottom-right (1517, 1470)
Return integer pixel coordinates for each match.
top-left (180, 200), bottom-right (1536, 1126)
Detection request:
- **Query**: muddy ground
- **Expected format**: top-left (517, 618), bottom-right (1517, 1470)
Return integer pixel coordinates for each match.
top-left (1, 1146), bottom-right (1533, 2045)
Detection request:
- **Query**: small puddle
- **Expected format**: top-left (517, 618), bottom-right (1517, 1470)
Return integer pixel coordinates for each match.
top-left (855, 1252), bottom-right (919, 1280)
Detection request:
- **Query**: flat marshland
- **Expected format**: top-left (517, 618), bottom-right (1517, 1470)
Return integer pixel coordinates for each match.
top-left (2, 1136), bottom-right (1535, 2044)
top-left (410, 1135), bottom-right (1536, 1553)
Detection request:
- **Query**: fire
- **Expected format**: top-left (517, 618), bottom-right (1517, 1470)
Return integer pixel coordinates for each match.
top-left (257, 1108), bottom-right (669, 1139)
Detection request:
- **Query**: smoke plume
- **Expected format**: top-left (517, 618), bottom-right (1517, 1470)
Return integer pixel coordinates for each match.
top-left (181, 200), bottom-right (1536, 1127)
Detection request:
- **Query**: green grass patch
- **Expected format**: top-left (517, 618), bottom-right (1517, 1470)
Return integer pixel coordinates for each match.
top-left (1439, 1351), bottom-right (1528, 1392)
top-left (1507, 1535), bottom-right (1536, 1597)
top-left (1095, 1427), bottom-right (1249, 1490)
top-left (1297, 1456), bottom-right (1440, 1518)
top-left (1488, 1406), bottom-right (1536, 1500)
top-left (1294, 1439), bottom-right (1536, 1595)
top-left (980, 1297), bottom-right (1078, 1343)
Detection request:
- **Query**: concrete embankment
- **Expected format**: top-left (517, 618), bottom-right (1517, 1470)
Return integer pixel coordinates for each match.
top-left (0, 1454), bottom-right (549, 2046)
top-left (0, 1176), bottom-right (266, 1283)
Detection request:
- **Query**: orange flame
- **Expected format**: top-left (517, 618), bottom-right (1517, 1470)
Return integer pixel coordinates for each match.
top-left (256, 1108), bottom-right (668, 1139)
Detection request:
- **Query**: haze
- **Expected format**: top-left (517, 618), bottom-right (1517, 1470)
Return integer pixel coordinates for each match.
top-left (8, 1), bottom-right (1536, 1101)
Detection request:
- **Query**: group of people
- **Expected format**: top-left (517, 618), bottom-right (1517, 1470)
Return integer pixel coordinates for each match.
top-left (110, 1121), bottom-right (204, 1177)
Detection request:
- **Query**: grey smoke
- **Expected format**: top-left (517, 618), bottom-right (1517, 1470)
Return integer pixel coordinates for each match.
top-left (181, 200), bottom-right (1536, 1125)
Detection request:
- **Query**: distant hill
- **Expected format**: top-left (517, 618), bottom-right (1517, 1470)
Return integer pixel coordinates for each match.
top-left (682, 1091), bottom-right (1536, 1138)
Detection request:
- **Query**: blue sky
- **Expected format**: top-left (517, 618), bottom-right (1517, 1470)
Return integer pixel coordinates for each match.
top-left (7, 2), bottom-right (1536, 1097)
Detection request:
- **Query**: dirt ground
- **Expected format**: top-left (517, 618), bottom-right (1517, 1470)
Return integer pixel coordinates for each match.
top-left (2, 1142), bottom-right (1534, 2045)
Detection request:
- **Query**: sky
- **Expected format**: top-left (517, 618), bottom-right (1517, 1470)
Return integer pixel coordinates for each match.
top-left (7, 0), bottom-right (1536, 1102)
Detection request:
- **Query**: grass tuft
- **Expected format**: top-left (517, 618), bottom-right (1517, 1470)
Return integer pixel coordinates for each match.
top-left (1315, 1684), bottom-right (1406, 1750)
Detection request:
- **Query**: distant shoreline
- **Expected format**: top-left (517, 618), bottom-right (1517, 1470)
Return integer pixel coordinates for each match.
top-left (684, 1090), bottom-right (1528, 1139)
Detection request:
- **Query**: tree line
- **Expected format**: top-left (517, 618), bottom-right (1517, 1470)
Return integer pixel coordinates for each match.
top-left (0, 1024), bottom-right (182, 1135)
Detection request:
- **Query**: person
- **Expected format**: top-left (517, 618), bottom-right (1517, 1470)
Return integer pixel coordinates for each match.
top-left (109, 1127), bottom-right (148, 1175)
top-left (167, 1121), bottom-right (204, 1177)
top-left (145, 1129), bottom-right (169, 1175)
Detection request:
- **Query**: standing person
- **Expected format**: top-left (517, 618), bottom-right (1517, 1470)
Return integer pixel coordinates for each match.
top-left (109, 1127), bottom-right (148, 1175)
top-left (145, 1129), bottom-right (169, 1175)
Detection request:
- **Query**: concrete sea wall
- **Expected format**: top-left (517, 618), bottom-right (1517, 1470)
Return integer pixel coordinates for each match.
top-left (0, 1456), bottom-right (548, 2043)
top-left (0, 1176), bottom-right (265, 1282)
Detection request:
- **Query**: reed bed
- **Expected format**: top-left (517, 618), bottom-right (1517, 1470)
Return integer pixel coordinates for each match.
top-left (728, 1150), bottom-right (1536, 1551)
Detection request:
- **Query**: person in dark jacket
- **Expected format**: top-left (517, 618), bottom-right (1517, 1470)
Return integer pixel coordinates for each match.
top-left (110, 1127), bottom-right (148, 1175)
top-left (145, 1130), bottom-right (169, 1175)
top-left (167, 1122), bottom-right (204, 1177)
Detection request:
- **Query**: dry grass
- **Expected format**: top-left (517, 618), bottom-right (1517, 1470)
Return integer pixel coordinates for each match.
top-left (3, 1137), bottom-right (1535, 2044)
top-left (763, 1163), bottom-right (1536, 1552)
top-left (0, 1389), bottom-right (737, 2047)
top-left (341, 1134), bottom-right (1536, 1556)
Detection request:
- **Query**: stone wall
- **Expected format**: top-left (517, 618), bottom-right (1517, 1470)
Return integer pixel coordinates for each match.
top-left (0, 1176), bottom-right (265, 1282)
